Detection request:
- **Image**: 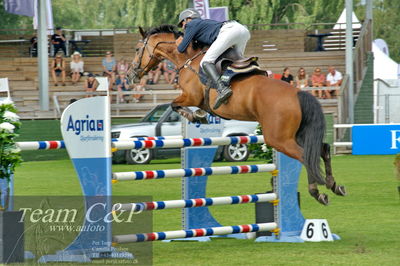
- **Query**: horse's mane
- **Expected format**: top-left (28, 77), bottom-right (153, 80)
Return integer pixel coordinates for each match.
top-left (145, 24), bottom-right (182, 39)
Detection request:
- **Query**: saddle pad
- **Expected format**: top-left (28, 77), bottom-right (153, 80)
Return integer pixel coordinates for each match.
top-left (199, 64), bottom-right (261, 88)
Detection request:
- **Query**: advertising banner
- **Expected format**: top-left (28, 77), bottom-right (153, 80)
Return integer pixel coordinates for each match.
top-left (352, 124), bottom-right (400, 155)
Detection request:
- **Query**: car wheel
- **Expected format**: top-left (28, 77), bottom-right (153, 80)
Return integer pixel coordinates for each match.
top-left (223, 143), bottom-right (250, 162)
top-left (125, 148), bottom-right (153, 164)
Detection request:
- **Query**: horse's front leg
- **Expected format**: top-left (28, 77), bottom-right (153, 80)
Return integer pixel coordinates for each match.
top-left (171, 94), bottom-right (208, 124)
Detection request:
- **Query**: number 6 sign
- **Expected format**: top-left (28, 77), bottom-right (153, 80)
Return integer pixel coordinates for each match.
top-left (300, 219), bottom-right (334, 241)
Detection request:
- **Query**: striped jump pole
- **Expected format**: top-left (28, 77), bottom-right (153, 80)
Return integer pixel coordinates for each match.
top-left (16, 136), bottom-right (264, 151)
top-left (112, 164), bottom-right (276, 182)
top-left (113, 222), bottom-right (278, 243)
top-left (16, 141), bottom-right (65, 151)
top-left (112, 135), bottom-right (265, 150)
top-left (113, 193), bottom-right (277, 212)
top-left (112, 135), bottom-right (182, 142)
top-left (16, 136), bottom-right (184, 151)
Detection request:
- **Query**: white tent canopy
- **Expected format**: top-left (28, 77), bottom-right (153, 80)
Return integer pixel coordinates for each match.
top-left (373, 42), bottom-right (398, 80)
top-left (334, 8), bottom-right (362, 29)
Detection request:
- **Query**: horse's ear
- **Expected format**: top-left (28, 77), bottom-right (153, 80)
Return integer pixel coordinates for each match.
top-left (138, 26), bottom-right (146, 39)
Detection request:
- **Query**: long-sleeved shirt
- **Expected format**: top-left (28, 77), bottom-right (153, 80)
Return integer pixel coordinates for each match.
top-left (177, 18), bottom-right (223, 53)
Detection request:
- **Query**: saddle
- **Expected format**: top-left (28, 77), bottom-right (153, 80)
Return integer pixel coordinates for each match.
top-left (199, 48), bottom-right (263, 88)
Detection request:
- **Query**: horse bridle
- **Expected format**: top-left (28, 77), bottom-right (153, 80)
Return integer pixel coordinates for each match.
top-left (129, 35), bottom-right (208, 81)
top-left (129, 38), bottom-right (175, 79)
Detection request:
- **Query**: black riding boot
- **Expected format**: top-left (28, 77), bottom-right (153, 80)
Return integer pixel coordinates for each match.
top-left (202, 62), bottom-right (233, 109)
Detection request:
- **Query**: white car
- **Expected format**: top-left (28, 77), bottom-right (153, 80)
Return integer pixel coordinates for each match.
top-left (111, 104), bottom-right (258, 164)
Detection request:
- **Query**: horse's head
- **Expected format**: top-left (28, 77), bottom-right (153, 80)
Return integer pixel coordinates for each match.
top-left (129, 25), bottom-right (181, 82)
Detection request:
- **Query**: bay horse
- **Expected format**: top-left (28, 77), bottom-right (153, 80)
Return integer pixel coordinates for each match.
top-left (128, 25), bottom-right (346, 205)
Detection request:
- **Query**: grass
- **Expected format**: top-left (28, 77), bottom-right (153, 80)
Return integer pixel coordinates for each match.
top-left (13, 154), bottom-right (400, 265)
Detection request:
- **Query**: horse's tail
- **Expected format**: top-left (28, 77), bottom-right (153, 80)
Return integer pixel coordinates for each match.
top-left (296, 91), bottom-right (326, 185)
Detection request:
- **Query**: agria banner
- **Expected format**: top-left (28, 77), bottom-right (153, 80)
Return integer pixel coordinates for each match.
top-left (59, 97), bottom-right (112, 252)
top-left (352, 124), bottom-right (400, 155)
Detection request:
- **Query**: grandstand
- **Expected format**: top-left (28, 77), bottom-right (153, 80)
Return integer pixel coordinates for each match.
top-left (0, 23), bottom-right (371, 123)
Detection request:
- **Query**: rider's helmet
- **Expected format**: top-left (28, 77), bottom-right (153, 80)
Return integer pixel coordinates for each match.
top-left (178, 8), bottom-right (201, 27)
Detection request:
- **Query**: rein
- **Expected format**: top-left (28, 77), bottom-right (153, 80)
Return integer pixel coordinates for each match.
top-left (176, 49), bottom-right (207, 76)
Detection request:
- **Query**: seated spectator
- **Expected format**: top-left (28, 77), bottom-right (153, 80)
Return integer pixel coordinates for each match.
top-left (30, 31), bottom-right (37, 57)
top-left (133, 77), bottom-right (147, 103)
top-left (102, 51), bottom-right (116, 89)
top-left (116, 72), bottom-right (131, 103)
top-left (311, 67), bottom-right (326, 98)
top-left (295, 67), bottom-right (309, 89)
top-left (116, 57), bottom-right (129, 75)
top-left (280, 67), bottom-right (294, 86)
top-left (51, 27), bottom-right (67, 57)
top-left (326, 66), bottom-right (343, 99)
top-left (162, 60), bottom-right (177, 84)
top-left (147, 63), bottom-right (163, 84)
top-left (84, 73), bottom-right (98, 97)
top-left (51, 53), bottom-right (66, 86)
top-left (70, 51), bottom-right (84, 85)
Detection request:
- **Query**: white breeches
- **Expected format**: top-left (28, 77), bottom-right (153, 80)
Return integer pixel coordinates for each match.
top-left (200, 21), bottom-right (251, 67)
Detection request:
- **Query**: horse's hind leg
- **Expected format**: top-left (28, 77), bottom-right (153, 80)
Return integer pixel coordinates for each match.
top-left (322, 143), bottom-right (346, 196)
top-left (268, 136), bottom-right (329, 205)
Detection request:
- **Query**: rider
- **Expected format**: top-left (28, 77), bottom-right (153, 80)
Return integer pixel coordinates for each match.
top-left (176, 8), bottom-right (251, 109)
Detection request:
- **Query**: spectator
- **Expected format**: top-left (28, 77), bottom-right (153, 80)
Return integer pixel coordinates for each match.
top-left (102, 51), bottom-right (116, 89)
top-left (84, 73), bottom-right (98, 97)
top-left (70, 51), bottom-right (84, 85)
top-left (295, 67), bottom-right (309, 89)
top-left (311, 67), bottom-right (326, 98)
top-left (30, 31), bottom-right (37, 57)
top-left (147, 62), bottom-right (163, 84)
top-left (163, 60), bottom-right (177, 84)
top-left (116, 72), bottom-right (131, 103)
top-left (51, 53), bottom-right (66, 86)
top-left (51, 27), bottom-right (67, 57)
top-left (280, 67), bottom-right (294, 86)
top-left (116, 57), bottom-right (129, 75)
top-left (133, 77), bottom-right (147, 103)
top-left (326, 66), bottom-right (343, 99)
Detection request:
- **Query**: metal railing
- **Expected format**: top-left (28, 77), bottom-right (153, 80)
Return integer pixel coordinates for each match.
top-left (52, 90), bottom-right (181, 118)
top-left (353, 19), bottom-right (372, 94)
top-left (374, 79), bottom-right (400, 123)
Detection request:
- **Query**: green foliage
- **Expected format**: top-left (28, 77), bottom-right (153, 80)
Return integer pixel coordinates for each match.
top-left (0, 99), bottom-right (22, 182)
top-left (248, 124), bottom-right (273, 163)
top-left (1, 0), bottom-right (399, 60)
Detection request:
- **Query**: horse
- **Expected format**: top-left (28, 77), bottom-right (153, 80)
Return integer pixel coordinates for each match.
top-left (128, 25), bottom-right (346, 205)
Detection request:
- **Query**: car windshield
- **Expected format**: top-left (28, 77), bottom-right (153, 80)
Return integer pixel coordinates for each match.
top-left (141, 105), bottom-right (169, 122)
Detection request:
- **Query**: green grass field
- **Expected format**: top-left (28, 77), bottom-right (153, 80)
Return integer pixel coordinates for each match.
top-left (14, 153), bottom-right (400, 265)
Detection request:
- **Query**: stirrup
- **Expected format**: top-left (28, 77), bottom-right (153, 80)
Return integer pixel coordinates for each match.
top-left (213, 89), bottom-right (232, 109)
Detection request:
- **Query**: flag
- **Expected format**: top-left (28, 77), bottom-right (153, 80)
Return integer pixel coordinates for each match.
top-left (209, 7), bottom-right (228, 22)
top-left (33, 0), bottom-right (54, 33)
top-left (192, 0), bottom-right (210, 19)
top-left (4, 0), bottom-right (35, 17)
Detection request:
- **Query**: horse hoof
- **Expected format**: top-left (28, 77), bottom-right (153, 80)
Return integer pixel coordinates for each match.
top-left (333, 185), bottom-right (347, 196)
top-left (193, 110), bottom-right (209, 124)
top-left (317, 194), bottom-right (329, 205)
